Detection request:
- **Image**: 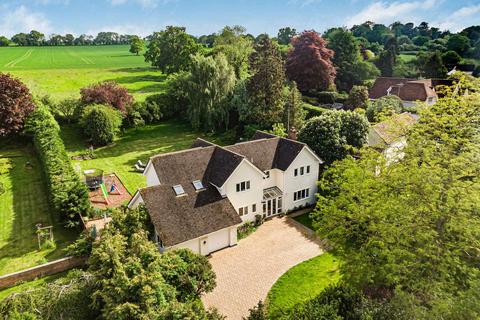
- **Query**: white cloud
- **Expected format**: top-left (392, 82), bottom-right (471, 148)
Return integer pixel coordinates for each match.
top-left (0, 5), bottom-right (52, 37)
top-left (432, 5), bottom-right (480, 32)
top-left (288, 0), bottom-right (322, 7)
top-left (108, 0), bottom-right (175, 8)
top-left (345, 0), bottom-right (439, 27)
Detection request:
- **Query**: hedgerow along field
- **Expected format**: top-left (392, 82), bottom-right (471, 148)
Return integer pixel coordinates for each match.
top-left (0, 45), bottom-right (167, 101)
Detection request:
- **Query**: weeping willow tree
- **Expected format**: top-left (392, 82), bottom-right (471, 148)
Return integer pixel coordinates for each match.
top-left (186, 53), bottom-right (236, 132)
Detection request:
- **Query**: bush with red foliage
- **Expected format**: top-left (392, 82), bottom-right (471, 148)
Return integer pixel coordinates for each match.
top-left (80, 81), bottom-right (134, 114)
top-left (286, 30), bottom-right (336, 92)
top-left (0, 73), bottom-right (36, 136)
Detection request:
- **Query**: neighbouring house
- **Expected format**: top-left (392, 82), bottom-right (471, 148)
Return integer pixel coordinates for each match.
top-left (367, 112), bottom-right (418, 162)
top-left (129, 131), bottom-right (322, 255)
top-left (369, 77), bottom-right (453, 107)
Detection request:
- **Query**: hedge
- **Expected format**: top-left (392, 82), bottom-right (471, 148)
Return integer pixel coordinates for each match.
top-left (25, 105), bottom-right (91, 225)
top-left (303, 103), bottom-right (329, 119)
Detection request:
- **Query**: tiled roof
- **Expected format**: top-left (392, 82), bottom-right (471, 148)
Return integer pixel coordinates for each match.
top-left (368, 113), bottom-right (418, 146)
top-left (140, 185), bottom-right (241, 246)
top-left (369, 77), bottom-right (439, 101)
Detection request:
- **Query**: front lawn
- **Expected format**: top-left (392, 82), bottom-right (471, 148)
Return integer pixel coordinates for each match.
top-left (61, 120), bottom-right (234, 194)
top-left (0, 144), bottom-right (78, 276)
top-left (293, 211), bottom-right (314, 230)
top-left (267, 253), bottom-right (341, 318)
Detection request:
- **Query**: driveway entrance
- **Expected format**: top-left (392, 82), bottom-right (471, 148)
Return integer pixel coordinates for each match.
top-left (202, 216), bottom-right (323, 319)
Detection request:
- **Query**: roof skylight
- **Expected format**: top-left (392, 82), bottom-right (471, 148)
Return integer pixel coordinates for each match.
top-left (192, 180), bottom-right (205, 191)
top-left (173, 184), bottom-right (185, 196)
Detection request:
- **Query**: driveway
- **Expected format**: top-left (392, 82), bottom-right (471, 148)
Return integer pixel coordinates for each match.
top-left (202, 216), bottom-right (323, 319)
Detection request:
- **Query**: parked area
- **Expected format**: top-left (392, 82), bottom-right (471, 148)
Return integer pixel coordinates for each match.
top-left (202, 216), bottom-right (323, 319)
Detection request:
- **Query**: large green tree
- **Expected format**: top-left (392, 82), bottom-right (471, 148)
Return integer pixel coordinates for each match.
top-left (327, 28), bottom-right (379, 91)
top-left (283, 81), bottom-right (306, 131)
top-left (298, 110), bottom-right (369, 165)
top-left (312, 76), bottom-right (480, 316)
top-left (129, 36), bottom-right (144, 55)
top-left (185, 53), bottom-right (236, 132)
top-left (417, 50), bottom-right (447, 78)
top-left (212, 25), bottom-right (253, 79)
top-left (277, 27), bottom-right (297, 45)
top-left (145, 26), bottom-right (202, 74)
top-left (245, 36), bottom-right (286, 128)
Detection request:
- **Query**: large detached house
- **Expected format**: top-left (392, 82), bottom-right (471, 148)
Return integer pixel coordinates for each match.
top-left (369, 77), bottom-right (453, 107)
top-left (129, 132), bottom-right (322, 255)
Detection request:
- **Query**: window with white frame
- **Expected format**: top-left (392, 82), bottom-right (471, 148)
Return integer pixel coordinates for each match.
top-left (252, 204), bottom-right (256, 212)
top-left (239, 206), bottom-right (249, 216)
top-left (294, 166), bottom-right (311, 177)
top-left (236, 180), bottom-right (250, 192)
top-left (293, 188), bottom-right (310, 201)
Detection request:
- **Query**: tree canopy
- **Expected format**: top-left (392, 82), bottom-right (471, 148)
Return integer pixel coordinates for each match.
top-left (145, 26), bottom-right (202, 74)
top-left (286, 30), bottom-right (336, 92)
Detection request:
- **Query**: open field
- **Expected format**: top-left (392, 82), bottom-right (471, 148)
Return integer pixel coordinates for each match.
top-left (0, 142), bottom-right (78, 276)
top-left (267, 253), bottom-right (341, 318)
top-left (0, 45), bottom-right (165, 101)
top-left (61, 120), bottom-right (234, 194)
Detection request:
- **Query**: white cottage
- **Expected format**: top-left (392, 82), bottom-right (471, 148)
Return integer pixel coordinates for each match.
top-left (129, 131), bottom-right (322, 255)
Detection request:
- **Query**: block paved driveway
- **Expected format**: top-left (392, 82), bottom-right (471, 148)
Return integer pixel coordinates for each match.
top-left (202, 216), bottom-right (323, 319)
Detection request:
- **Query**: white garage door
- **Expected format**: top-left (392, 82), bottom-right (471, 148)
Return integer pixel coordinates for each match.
top-left (207, 229), bottom-right (230, 254)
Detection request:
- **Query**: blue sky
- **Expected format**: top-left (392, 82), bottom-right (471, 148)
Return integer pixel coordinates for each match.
top-left (1, 0), bottom-right (479, 38)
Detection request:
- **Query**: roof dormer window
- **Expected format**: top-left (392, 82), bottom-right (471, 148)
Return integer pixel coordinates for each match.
top-left (173, 184), bottom-right (185, 196)
top-left (192, 180), bottom-right (205, 191)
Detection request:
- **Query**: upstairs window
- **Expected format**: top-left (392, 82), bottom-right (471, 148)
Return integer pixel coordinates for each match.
top-left (294, 168), bottom-right (298, 176)
top-left (306, 165), bottom-right (310, 174)
top-left (192, 180), bottom-right (205, 191)
top-left (294, 166), bottom-right (311, 177)
top-left (236, 180), bottom-right (250, 192)
top-left (173, 184), bottom-right (185, 196)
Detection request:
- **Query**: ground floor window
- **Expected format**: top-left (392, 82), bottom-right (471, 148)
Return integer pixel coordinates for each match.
top-left (239, 206), bottom-right (249, 216)
top-left (294, 188), bottom-right (309, 201)
top-left (252, 204), bottom-right (257, 212)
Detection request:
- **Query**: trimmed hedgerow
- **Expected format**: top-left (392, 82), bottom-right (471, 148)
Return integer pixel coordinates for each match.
top-left (25, 104), bottom-right (91, 225)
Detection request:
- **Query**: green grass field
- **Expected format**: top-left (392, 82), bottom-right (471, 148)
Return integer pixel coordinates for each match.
top-left (61, 120), bottom-right (234, 194)
top-left (0, 45), bottom-right (165, 101)
top-left (267, 253), bottom-right (341, 318)
top-left (293, 211), bottom-right (314, 230)
top-left (0, 143), bottom-right (78, 276)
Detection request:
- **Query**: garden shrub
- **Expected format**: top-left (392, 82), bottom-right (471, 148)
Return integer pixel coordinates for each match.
top-left (80, 104), bottom-right (122, 146)
top-left (80, 81), bottom-right (134, 114)
top-left (24, 104), bottom-right (91, 225)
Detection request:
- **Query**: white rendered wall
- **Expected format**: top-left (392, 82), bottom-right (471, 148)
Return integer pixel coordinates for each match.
top-left (282, 148), bottom-right (320, 211)
top-left (223, 160), bottom-right (264, 223)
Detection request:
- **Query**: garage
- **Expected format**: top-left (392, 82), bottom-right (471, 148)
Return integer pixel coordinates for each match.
top-left (206, 228), bottom-right (231, 254)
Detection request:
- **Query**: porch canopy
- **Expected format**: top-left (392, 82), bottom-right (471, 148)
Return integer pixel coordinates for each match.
top-left (263, 187), bottom-right (282, 200)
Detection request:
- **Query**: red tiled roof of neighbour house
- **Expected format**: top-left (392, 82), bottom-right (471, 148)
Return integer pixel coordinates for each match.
top-left (369, 77), bottom-right (414, 99)
top-left (369, 113), bottom-right (418, 146)
top-left (369, 77), bottom-right (439, 102)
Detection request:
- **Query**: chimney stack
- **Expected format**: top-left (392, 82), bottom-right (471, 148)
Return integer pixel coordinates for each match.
top-left (288, 127), bottom-right (297, 140)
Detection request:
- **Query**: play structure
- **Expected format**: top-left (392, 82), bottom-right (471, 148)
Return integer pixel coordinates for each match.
top-left (84, 170), bottom-right (123, 206)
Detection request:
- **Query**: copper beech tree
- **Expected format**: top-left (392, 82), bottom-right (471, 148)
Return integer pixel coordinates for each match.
top-left (286, 30), bottom-right (336, 92)
top-left (0, 73), bottom-right (36, 136)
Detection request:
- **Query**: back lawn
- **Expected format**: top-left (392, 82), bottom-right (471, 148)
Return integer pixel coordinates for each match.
top-left (267, 253), bottom-right (341, 319)
top-left (0, 143), bottom-right (78, 276)
top-left (0, 271), bottom-right (68, 301)
top-left (61, 120), bottom-right (235, 194)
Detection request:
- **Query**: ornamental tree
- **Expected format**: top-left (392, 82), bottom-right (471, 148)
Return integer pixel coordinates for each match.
top-left (80, 104), bottom-right (123, 146)
top-left (286, 30), bottom-right (336, 92)
top-left (0, 73), bottom-right (36, 136)
top-left (80, 81), bottom-right (134, 114)
top-left (298, 110), bottom-right (368, 165)
top-left (344, 85), bottom-right (369, 110)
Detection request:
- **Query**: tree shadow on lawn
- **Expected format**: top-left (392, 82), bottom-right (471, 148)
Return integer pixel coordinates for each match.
top-left (0, 147), bottom-right (78, 275)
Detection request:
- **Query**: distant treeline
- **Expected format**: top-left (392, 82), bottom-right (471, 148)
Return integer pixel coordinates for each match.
top-left (0, 31), bottom-right (137, 47)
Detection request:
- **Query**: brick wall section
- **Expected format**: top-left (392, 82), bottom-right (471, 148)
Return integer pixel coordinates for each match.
top-left (0, 256), bottom-right (87, 289)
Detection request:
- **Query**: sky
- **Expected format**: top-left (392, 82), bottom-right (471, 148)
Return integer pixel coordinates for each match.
top-left (0, 0), bottom-right (479, 38)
